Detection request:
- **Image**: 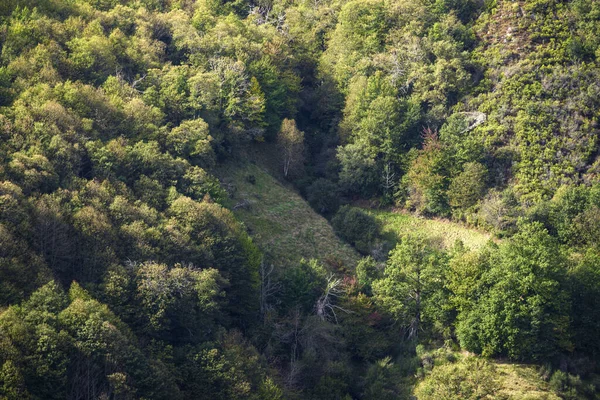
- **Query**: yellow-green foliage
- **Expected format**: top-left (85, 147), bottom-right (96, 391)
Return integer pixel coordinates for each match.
top-left (2, 0), bottom-right (600, 398)
top-left (367, 208), bottom-right (492, 250)
top-left (495, 363), bottom-right (561, 400)
top-left (414, 351), bottom-right (562, 400)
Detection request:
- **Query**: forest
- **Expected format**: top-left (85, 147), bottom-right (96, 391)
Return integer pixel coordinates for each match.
top-left (0, 0), bottom-right (600, 398)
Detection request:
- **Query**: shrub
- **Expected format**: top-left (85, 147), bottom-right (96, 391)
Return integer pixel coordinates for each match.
top-left (355, 256), bottom-right (380, 293)
top-left (478, 188), bottom-right (521, 235)
top-left (245, 174), bottom-right (256, 185)
top-left (402, 132), bottom-right (451, 217)
top-left (414, 357), bottom-right (499, 400)
top-left (448, 162), bottom-right (488, 211)
top-left (165, 119), bottom-right (215, 168)
top-left (332, 206), bottom-right (379, 254)
top-left (306, 178), bottom-right (340, 215)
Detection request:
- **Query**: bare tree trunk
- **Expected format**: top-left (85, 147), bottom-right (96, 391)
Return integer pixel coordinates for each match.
top-left (382, 163), bottom-right (396, 198)
top-left (259, 261), bottom-right (280, 321)
top-left (409, 267), bottom-right (422, 341)
top-left (283, 157), bottom-right (290, 177)
top-left (285, 309), bottom-right (302, 389)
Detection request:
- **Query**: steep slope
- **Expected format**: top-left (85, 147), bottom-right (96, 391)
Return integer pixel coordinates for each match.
top-left (217, 161), bottom-right (360, 268)
top-left (464, 0), bottom-right (600, 200)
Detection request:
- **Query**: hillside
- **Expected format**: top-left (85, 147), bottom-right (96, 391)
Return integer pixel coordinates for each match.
top-left (366, 208), bottom-right (492, 250)
top-left (1, 0), bottom-right (600, 398)
top-left (414, 350), bottom-right (564, 400)
top-left (217, 161), bottom-right (360, 268)
top-left (495, 363), bottom-right (561, 400)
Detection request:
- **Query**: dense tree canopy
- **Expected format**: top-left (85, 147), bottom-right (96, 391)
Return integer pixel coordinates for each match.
top-left (1, 0), bottom-right (600, 398)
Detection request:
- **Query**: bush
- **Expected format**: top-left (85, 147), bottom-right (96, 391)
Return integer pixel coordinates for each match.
top-left (414, 357), bottom-right (499, 400)
top-left (478, 188), bottom-right (521, 235)
top-left (401, 134), bottom-right (451, 217)
top-left (448, 162), bottom-right (487, 211)
top-left (548, 370), bottom-right (585, 399)
top-left (245, 174), bottom-right (256, 185)
top-left (455, 222), bottom-right (571, 360)
top-left (165, 119), bottom-right (215, 168)
top-left (332, 206), bottom-right (379, 254)
top-left (355, 256), bottom-right (380, 293)
top-left (306, 178), bottom-right (340, 215)
top-left (279, 259), bottom-right (327, 313)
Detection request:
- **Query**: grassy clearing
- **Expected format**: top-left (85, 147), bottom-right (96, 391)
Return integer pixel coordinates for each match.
top-left (414, 349), bottom-right (561, 400)
top-left (365, 208), bottom-right (493, 251)
top-left (216, 161), bottom-right (360, 269)
top-left (495, 363), bottom-right (561, 400)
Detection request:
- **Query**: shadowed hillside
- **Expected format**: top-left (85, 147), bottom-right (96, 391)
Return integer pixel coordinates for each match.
top-left (217, 161), bottom-right (360, 268)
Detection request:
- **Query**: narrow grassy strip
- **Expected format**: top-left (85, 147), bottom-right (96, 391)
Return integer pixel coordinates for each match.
top-left (495, 363), bottom-right (561, 400)
top-left (365, 209), bottom-right (493, 250)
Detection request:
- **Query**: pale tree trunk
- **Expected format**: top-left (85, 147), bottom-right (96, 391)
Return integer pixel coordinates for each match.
top-left (259, 261), bottom-right (280, 321)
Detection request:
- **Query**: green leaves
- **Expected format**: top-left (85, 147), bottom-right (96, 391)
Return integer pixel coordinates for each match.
top-left (456, 222), bottom-right (571, 360)
top-left (134, 262), bottom-right (228, 337)
top-left (415, 356), bottom-right (499, 400)
top-left (332, 206), bottom-right (379, 254)
top-left (372, 234), bottom-right (448, 340)
top-left (280, 258), bottom-right (327, 313)
top-left (321, 0), bottom-right (390, 89)
top-left (448, 162), bottom-right (488, 211)
top-left (166, 119), bottom-right (215, 167)
top-left (402, 131), bottom-right (451, 216)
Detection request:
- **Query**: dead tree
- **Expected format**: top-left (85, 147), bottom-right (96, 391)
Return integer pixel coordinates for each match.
top-left (381, 163), bottom-right (396, 198)
top-left (315, 275), bottom-right (351, 323)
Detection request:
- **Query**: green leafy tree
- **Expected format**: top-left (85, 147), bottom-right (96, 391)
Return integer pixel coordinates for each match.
top-left (568, 250), bottom-right (600, 358)
top-left (165, 119), bottom-right (215, 167)
top-left (456, 222), bottom-right (572, 360)
top-left (67, 23), bottom-right (119, 83)
top-left (402, 131), bottom-right (450, 216)
top-left (321, 0), bottom-right (389, 89)
top-left (279, 258), bottom-right (327, 314)
top-left (133, 262), bottom-right (228, 340)
top-left (337, 141), bottom-right (379, 196)
top-left (448, 162), bottom-right (487, 211)
top-left (362, 357), bottom-right (409, 400)
top-left (372, 234), bottom-right (448, 340)
top-left (355, 256), bottom-right (381, 293)
top-left (306, 178), bottom-right (340, 215)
